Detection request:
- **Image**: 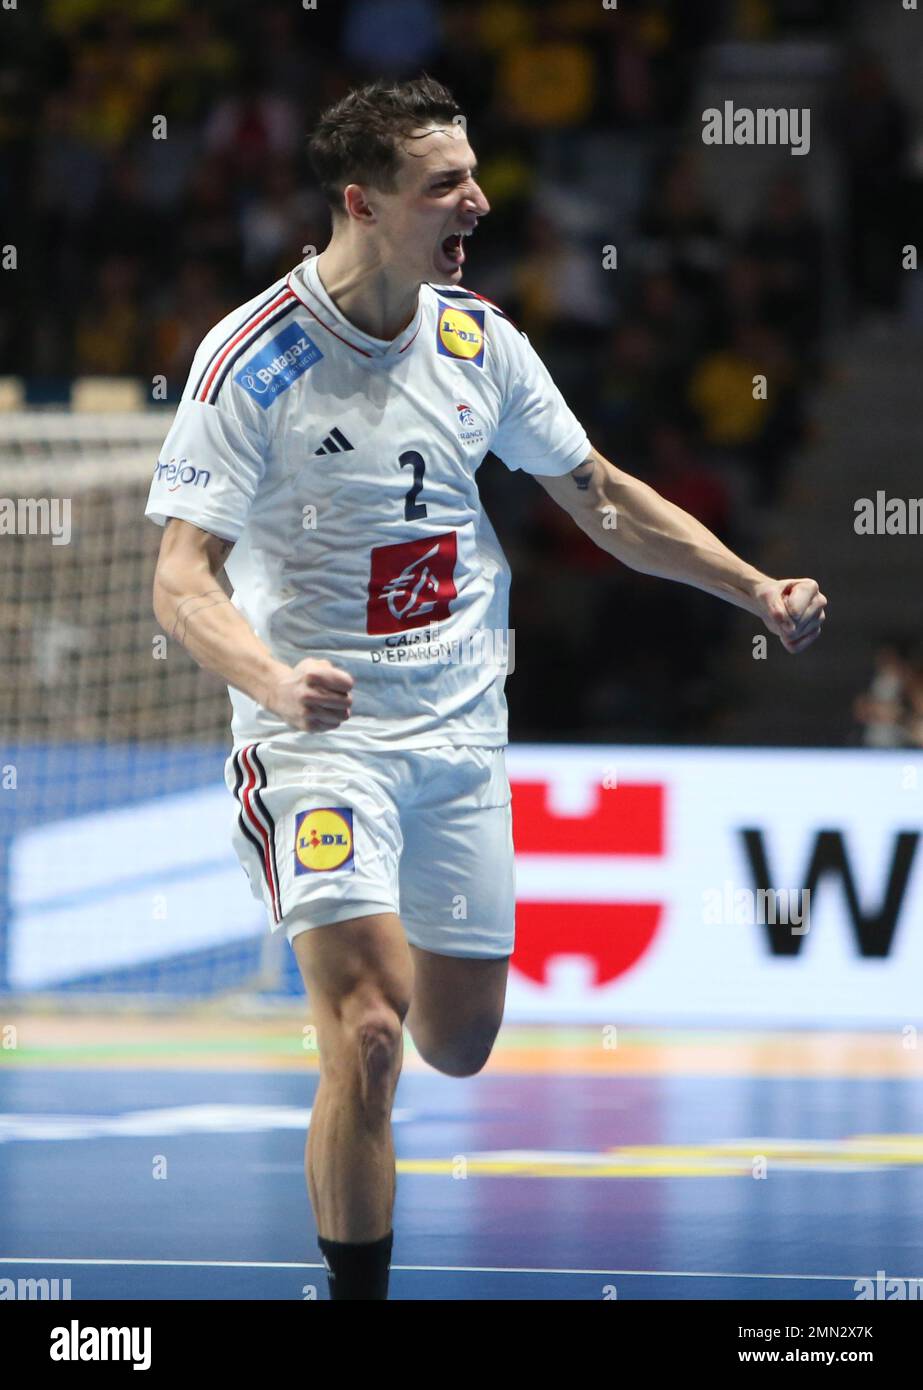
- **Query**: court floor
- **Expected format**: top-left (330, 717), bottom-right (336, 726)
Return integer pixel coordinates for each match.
top-left (1, 1018), bottom-right (922, 1300)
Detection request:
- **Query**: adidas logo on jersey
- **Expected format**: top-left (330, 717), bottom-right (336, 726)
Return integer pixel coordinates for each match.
top-left (314, 428), bottom-right (354, 455)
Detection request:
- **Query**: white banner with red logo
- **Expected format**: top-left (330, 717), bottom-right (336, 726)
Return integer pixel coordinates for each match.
top-left (8, 744), bottom-right (922, 1024)
top-left (504, 746), bottom-right (923, 1025)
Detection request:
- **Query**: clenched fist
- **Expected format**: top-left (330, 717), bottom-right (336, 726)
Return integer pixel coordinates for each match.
top-left (264, 657), bottom-right (355, 733)
top-left (755, 578), bottom-right (828, 654)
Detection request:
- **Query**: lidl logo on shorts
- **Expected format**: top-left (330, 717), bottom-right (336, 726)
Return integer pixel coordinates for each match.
top-left (294, 807), bottom-right (354, 874)
top-left (235, 321), bottom-right (323, 408)
top-left (436, 303), bottom-right (485, 367)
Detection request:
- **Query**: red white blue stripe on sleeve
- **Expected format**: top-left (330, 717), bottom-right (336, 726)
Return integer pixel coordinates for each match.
top-left (192, 288), bottom-right (297, 406)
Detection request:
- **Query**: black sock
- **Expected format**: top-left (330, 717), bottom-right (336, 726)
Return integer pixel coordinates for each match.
top-left (318, 1231), bottom-right (394, 1300)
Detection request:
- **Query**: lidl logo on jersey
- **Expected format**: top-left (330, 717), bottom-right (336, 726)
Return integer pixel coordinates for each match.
top-left (294, 807), bottom-right (354, 874)
top-left (235, 321), bottom-right (323, 408)
top-left (436, 302), bottom-right (485, 367)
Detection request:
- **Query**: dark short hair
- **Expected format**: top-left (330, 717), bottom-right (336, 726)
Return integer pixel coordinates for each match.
top-left (307, 75), bottom-right (463, 219)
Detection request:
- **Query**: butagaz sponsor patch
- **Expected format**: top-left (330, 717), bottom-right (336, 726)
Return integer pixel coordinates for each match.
top-left (235, 321), bottom-right (323, 407)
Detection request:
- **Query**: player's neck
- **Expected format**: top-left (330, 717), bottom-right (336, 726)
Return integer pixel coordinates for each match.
top-left (313, 241), bottom-right (420, 343)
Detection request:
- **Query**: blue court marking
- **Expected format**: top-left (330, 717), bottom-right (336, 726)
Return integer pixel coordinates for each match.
top-left (0, 1259), bottom-right (878, 1301)
top-left (2, 1068), bottom-right (921, 1300)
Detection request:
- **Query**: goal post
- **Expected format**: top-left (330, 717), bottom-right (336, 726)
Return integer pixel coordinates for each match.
top-left (0, 411), bottom-right (289, 1008)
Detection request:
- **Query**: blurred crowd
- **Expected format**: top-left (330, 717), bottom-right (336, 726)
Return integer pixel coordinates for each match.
top-left (0, 0), bottom-right (915, 741)
top-left (853, 638), bottom-right (923, 750)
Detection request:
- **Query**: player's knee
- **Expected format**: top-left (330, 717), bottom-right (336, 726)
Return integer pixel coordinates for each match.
top-left (354, 1007), bottom-right (403, 1085)
top-left (333, 989), bottom-right (406, 1109)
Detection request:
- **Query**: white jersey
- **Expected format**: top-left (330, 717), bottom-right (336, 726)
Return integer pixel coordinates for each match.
top-left (145, 255), bottom-right (590, 750)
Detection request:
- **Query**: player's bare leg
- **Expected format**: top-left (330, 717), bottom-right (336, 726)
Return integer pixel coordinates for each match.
top-left (292, 911), bottom-right (413, 1297)
top-left (405, 945), bottom-right (509, 1077)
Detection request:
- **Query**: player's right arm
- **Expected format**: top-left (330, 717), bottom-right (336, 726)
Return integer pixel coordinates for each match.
top-left (152, 518), bottom-right (353, 733)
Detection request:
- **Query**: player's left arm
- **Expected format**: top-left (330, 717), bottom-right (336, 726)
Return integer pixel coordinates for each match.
top-left (536, 446), bottom-right (827, 654)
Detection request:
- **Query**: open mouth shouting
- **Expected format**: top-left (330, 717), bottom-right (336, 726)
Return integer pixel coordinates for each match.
top-left (436, 224), bottom-right (476, 274)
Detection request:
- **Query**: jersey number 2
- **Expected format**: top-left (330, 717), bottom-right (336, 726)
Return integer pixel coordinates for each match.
top-left (400, 451), bottom-right (427, 521)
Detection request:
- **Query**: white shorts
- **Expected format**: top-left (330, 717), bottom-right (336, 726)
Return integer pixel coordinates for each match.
top-left (224, 738), bottom-right (515, 958)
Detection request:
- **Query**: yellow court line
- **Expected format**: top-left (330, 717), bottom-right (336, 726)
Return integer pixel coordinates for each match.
top-left (604, 1144), bottom-right (923, 1162)
top-left (395, 1143), bottom-right (923, 1178)
top-left (397, 1159), bottom-right (750, 1179)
